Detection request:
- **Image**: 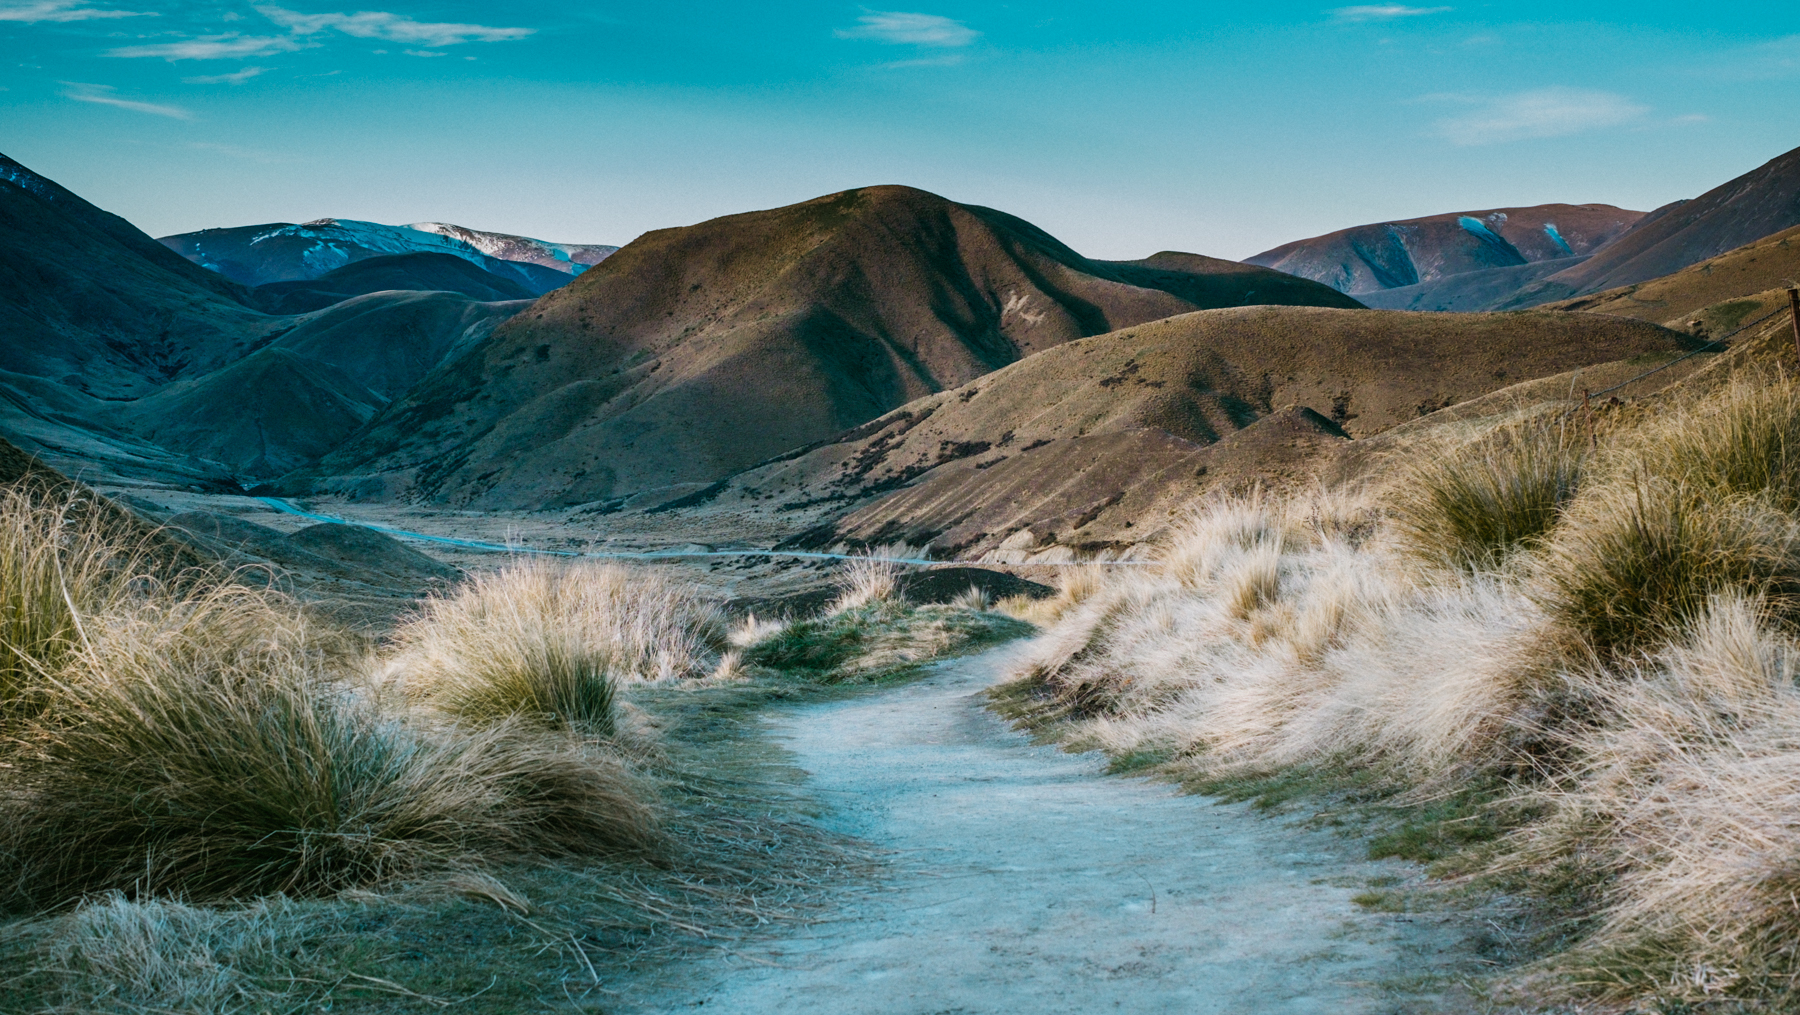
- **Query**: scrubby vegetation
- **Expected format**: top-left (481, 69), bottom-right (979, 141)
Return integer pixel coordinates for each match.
top-left (997, 374), bottom-right (1800, 1011)
top-left (0, 490), bottom-right (1032, 1012)
top-left (738, 554), bottom-right (1032, 684)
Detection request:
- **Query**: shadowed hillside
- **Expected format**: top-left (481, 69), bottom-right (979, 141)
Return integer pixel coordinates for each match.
top-left (251, 252), bottom-right (536, 314)
top-left (0, 153), bottom-right (531, 487)
top-left (294, 185), bottom-right (1364, 509)
top-left (1246, 204), bottom-right (1640, 295)
top-left (0, 153), bottom-right (276, 399)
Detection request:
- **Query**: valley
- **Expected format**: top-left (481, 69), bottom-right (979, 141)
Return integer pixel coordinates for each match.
top-left (9, 134), bottom-right (1800, 1015)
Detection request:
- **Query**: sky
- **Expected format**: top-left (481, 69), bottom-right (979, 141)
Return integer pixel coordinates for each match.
top-left (2, 2), bottom-right (1799, 260)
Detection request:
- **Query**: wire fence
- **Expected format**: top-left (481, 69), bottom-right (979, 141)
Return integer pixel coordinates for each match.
top-left (1562, 304), bottom-right (1788, 414)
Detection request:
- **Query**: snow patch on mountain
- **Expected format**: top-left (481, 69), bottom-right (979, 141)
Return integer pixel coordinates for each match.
top-left (408, 222), bottom-right (616, 275)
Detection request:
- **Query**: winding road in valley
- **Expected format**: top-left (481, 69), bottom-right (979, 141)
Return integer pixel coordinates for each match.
top-left (628, 645), bottom-right (1474, 1014)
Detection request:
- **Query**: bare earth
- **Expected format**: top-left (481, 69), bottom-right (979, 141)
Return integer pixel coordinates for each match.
top-left (627, 645), bottom-right (1475, 1014)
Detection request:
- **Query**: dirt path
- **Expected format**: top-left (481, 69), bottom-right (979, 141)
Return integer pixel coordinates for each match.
top-left (628, 645), bottom-right (1473, 1014)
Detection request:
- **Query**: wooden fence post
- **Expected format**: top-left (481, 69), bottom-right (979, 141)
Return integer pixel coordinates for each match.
top-left (1789, 288), bottom-right (1800, 369)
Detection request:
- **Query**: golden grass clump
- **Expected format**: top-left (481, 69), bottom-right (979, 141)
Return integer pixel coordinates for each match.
top-left (1392, 421), bottom-right (1585, 572)
top-left (827, 545), bottom-right (909, 614)
top-left (1635, 375), bottom-right (1800, 511)
top-left (2, 584), bottom-right (655, 906)
top-left (0, 486), bottom-right (139, 722)
top-left (1532, 479), bottom-right (1800, 657)
top-left (386, 558), bottom-right (727, 732)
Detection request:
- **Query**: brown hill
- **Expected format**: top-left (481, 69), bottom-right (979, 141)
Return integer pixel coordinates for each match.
top-left (1245, 204), bottom-right (1641, 295)
top-left (1539, 224), bottom-right (1800, 329)
top-left (654, 306), bottom-right (1692, 557)
top-left (1504, 145), bottom-right (1800, 307)
top-left (293, 185), bottom-right (1363, 509)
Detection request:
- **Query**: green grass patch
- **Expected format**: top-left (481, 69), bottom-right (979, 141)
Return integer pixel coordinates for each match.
top-left (742, 601), bottom-right (1034, 684)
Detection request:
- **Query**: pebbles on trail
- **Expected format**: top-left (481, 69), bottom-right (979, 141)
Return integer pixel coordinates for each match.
top-left (630, 646), bottom-right (1472, 1014)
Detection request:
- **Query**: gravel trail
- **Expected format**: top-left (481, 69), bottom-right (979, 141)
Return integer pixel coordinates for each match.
top-left (631, 645), bottom-right (1470, 1014)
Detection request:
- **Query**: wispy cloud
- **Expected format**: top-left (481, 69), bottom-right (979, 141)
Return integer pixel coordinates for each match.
top-left (109, 34), bottom-right (302, 59)
top-left (255, 5), bottom-right (531, 46)
top-left (837, 11), bottom-right (977, 47)
top-left (191, 141), bottom-right (288, 162)
top-left (1331, 5), bottom-right (1450, 22)
top-left (0, 0), bottom-right (150, 22)
top-left (183, 65), bottom-right (266, 83)
top-left (1429, 87), bottom-right (1649, 145)
top-left (63, 83), bottom-right (190, 118)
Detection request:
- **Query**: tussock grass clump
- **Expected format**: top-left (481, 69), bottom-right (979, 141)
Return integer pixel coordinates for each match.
top-left (0, 486), bottom-right (138, 723)
top-left (1533, 479), bottom-right (1800, 656)
top-left (388, 559), bottom-right (727, 732)
top-left (1393, 422), bottom-right (1585, 571)
top-left (827, 545), bottom-right (908, 614)
top-left (1636, 376), bottom-right (1800, 511)
top-left (1499, 596), bottom-right (1800, 1006)
top-left (2, 586), bottom-right (655, 906)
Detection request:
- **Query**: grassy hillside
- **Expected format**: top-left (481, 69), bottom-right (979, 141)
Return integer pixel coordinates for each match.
top-left (673, 306), bottom-right (1693, 558)
top-left (1540, 223), bottom-right (1800, 330)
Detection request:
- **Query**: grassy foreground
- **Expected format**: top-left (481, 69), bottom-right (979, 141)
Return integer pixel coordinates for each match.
top-left (997, 374), bottom-right (1800, 1012)
top-left (0, 494), bottom-right (1029, 1014)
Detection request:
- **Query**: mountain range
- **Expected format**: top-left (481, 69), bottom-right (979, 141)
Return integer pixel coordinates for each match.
top-left (158, 218), bottom-right (614, 295)
top-left (6, 141), bottom-right (1800, 563)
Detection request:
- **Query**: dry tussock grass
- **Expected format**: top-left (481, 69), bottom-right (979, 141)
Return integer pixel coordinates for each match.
top-left (384, 558), bottom-right (727, 731)
top-left (1003, 374), bottom-right (1800, 1007)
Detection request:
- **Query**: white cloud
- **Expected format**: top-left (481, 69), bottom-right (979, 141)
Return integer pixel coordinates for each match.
top-left (64, 83), bottom-right (190, 118)
top-left (109, 33), bottom-right (302, 59)
top-left (1331, 5), bottom-right (1450, 22)
top-left (837, 11), bottom-right (977, 47)
top-left (404, 48), bottom-right (445, 57)
top-left (183, 65), bottom-right (266, 83)
top-left (255, 5), bottom-right (531, 46)
top-left (1431, 87), bottom-right (1649, 145)
top-left (0, 0), bottom-right (150, 22)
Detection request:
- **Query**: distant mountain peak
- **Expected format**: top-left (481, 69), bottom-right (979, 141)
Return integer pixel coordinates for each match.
top-left (160, 217), bottom-right (611, 295)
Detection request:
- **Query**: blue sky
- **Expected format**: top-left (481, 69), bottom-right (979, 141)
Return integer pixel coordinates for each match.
top-left (3, 2), bottom-right (1798, 259)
